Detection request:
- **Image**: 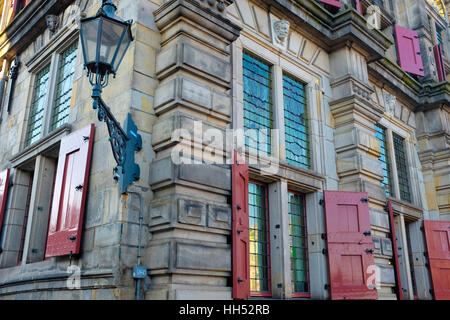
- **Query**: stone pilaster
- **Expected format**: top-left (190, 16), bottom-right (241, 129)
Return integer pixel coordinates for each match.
top-left (147, 0), bottom-right (240, 299)
top-left (416, 106), bottom-right (450, 220)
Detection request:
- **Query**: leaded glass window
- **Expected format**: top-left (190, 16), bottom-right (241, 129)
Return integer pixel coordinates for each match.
top-left (243, 53), bottom-right (272, 155)
top-left (283, 74), bottom-right (309, 169)
top-left (375, 125), bottom-right (393, 197)
top-left (393, 134), bottom-right (411, 203)
top-left (26, 65), bottom-right (51, 146)
top-left (288, 192), bottom-right (309, 295)
top-left (51, 42), bottom-right (78, 131)
top-left (249, 182), bottom-right (270, 294)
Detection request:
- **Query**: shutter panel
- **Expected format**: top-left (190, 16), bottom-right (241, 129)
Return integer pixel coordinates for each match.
top-left (232, 150), bottom-right (250, 299)
top-left (423, 220), bottom-right (450, 300)
top-left (319, 0), bottom-right (341, 9)
top-left (324, 191), bottom-right (378, 300)
top-left (45, 124), bottom-right (95, 258)
top-left (387, 200), bottom-right (404, 300)
top-left (0, 169), bottom-right (11, 236)
top-left (355, 0), bottom-right (362, 14)
top-left (394, 25), bottom-right (425, 76)
top-left (434, 44), bottom-right (447, 82)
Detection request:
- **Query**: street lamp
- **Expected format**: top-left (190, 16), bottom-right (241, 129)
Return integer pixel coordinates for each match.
top-left (80, 0), bottom-right (141, 194)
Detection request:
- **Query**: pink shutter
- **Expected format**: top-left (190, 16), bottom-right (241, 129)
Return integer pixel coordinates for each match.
top-left (45, 124), bottom-right (95, 258)
top-left (394, 25), bottom-right (425, 76)
top-left (434, 44), bottom-right (447, 82)
top-left (355, 0), bottom-right (362, 14)
top-left (0, 169), bottom-right (10, 236)
top-left (319, 0), bottom-right (341, 9)
top-left (232, 150), bottom-right (250, 299)
top-left (324, 191), bottom-right (378, 300)
top-left (423, 220), bottom-right (450, 300)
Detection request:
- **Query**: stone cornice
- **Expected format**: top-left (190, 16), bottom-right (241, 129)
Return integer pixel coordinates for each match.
top-left (154, 0), bottom-right (242, 43)
top-left (0, 0), bottom-right (74, 60)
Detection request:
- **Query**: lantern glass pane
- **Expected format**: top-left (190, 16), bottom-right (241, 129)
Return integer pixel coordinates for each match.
top-left (80, 18), bottom-right (100, 63)
top-left (113, 28), bottom-right (131, 71)
top-left (99, 18), bottom-right (126, 66)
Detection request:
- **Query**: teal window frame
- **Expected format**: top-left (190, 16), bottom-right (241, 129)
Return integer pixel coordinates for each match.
top-left (283, 74), bottom-right (310, 169)
top-left (26, 65), bottom-right (51, 146)
top-left (51, 41), bottom-right (78, 131)
top-left (393, 133), bottom-right (411, 203)
top-left (248, 181), bottom-right (271, 296)
top-left (375, 124), bottom-right (393, 197)
top-left (243, 52), bottom-right (273, 156)
top-left (288, 191), bottom-right (310, 297)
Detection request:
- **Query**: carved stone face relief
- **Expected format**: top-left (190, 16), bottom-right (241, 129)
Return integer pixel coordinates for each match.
top-left (46, 15), bottom-right (60, 34)
top-left (272, 20), bottom-right (290, 50)
top-left (383, 91), bottom-right (396, 114)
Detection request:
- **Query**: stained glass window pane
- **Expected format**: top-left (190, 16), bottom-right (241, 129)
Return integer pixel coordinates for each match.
top-left (283, 74), bottom-right (309, 169)
top-left (243, 53), bottom-right (272, 155)
top-left (51, 42), bottom-right (78, 131)
top-left (26, 65), bottom-right (51, 146)
top-left (375, 125), bottom-right (393, 197)
top-left (393, 134), bottom-right (411, 203)
top-left (288, 192), bottom-right (309, 294)
top-left (249, 182), bottom-right (270, 294)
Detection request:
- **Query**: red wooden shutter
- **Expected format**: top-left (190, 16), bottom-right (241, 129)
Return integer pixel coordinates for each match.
top-left (0, 169), bottom-right (11, 236)
top-left (45, 124), bottom-right (95, 258)
top-left (232, 150), bottom-right (250, 299)
top-left (434, 44), bottom-right (447, 82)
top-left (319, 0), bottom-right (341, 9)
top-left (387, 200), bottom-right (403, 300)
top-left (324, 191), bottom-right (378, 300)
top-left (423, 220), bottom-right (450, 300)
top-left (394, 25), bottom-right (425, 77)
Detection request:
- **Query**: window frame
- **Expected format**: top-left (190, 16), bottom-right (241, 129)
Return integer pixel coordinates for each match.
top-left (282, 72), bottom-right (310, 170)
top-left (23, 34), bottom-right (79, 149)
top-left (248, 179), bottom-right (272, 297)
top-left (287, 189), bottom-right (310, 298)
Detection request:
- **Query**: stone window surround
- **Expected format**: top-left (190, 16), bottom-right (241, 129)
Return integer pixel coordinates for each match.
top-left (379, 116), bottom-right (423, 211)
top-left (233, 36), bottom-right (330, 299)
top-left (0, 124), bottom-right (71, 268)
top-left (21, 26), bottom-right (79, 150)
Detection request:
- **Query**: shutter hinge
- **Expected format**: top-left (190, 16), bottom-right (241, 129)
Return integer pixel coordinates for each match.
top-left (360, 198), bottom-right (369, 203)
top-left (420, 226), bottom-right (424, 231)
top-left (365, 249), bottom-right (374, 254)
top-left (419, 68), bottom-right (424, 71)
top-left (237, 278), bottom-right (244, 283)
top-left (322, 248), bottom-right (328, 255)
top-left (425, 262), bottom-right (430, 268)
top-left (75, 185), bottom-right (83, 191)
top-left (83, 136), bottom-right (90, 142)
top-left (423, 252), bottom-right (428, 258)
top-left (319, 199), bottom-right (324, 206)
top-left (275, 224), bottom-right (280, 229)
top-left (277, 283), bottom-right (282, 289)
top-left (321, 233), bottom-right (327, 240)
top-left (429, 289), bottom-right (434, 296)
top-left (324, 284), bottom-right (330, 290)
top-left (363, 231), bottom-right (372, 236)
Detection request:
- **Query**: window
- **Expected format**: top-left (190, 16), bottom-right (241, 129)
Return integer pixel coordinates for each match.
top-left (375, 125), bottom-right (393, 197)
top-left (243, 53), bottom-right (272, 155)
top-left (51, 42), bottom-right (78, 131)
top-left (283, 74), bottom-right (309, 169)
top-left (25, 41), bottom-right (79, 147)
top-left (26, 65), bottom-right (50, 146)
top-left (288, 192), bottom-right (309, 297)
top-left (392, 133), bottom-right (411, 203)
top-left (249, 181), bottom-right (271, 295)
top-left (436, 25), bottom-right (443, 46)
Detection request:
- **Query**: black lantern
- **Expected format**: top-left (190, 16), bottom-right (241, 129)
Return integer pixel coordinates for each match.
top-left (79, 0), bottom-right (141, 195)
top-left (79, 0), bottom-right (133, 87)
